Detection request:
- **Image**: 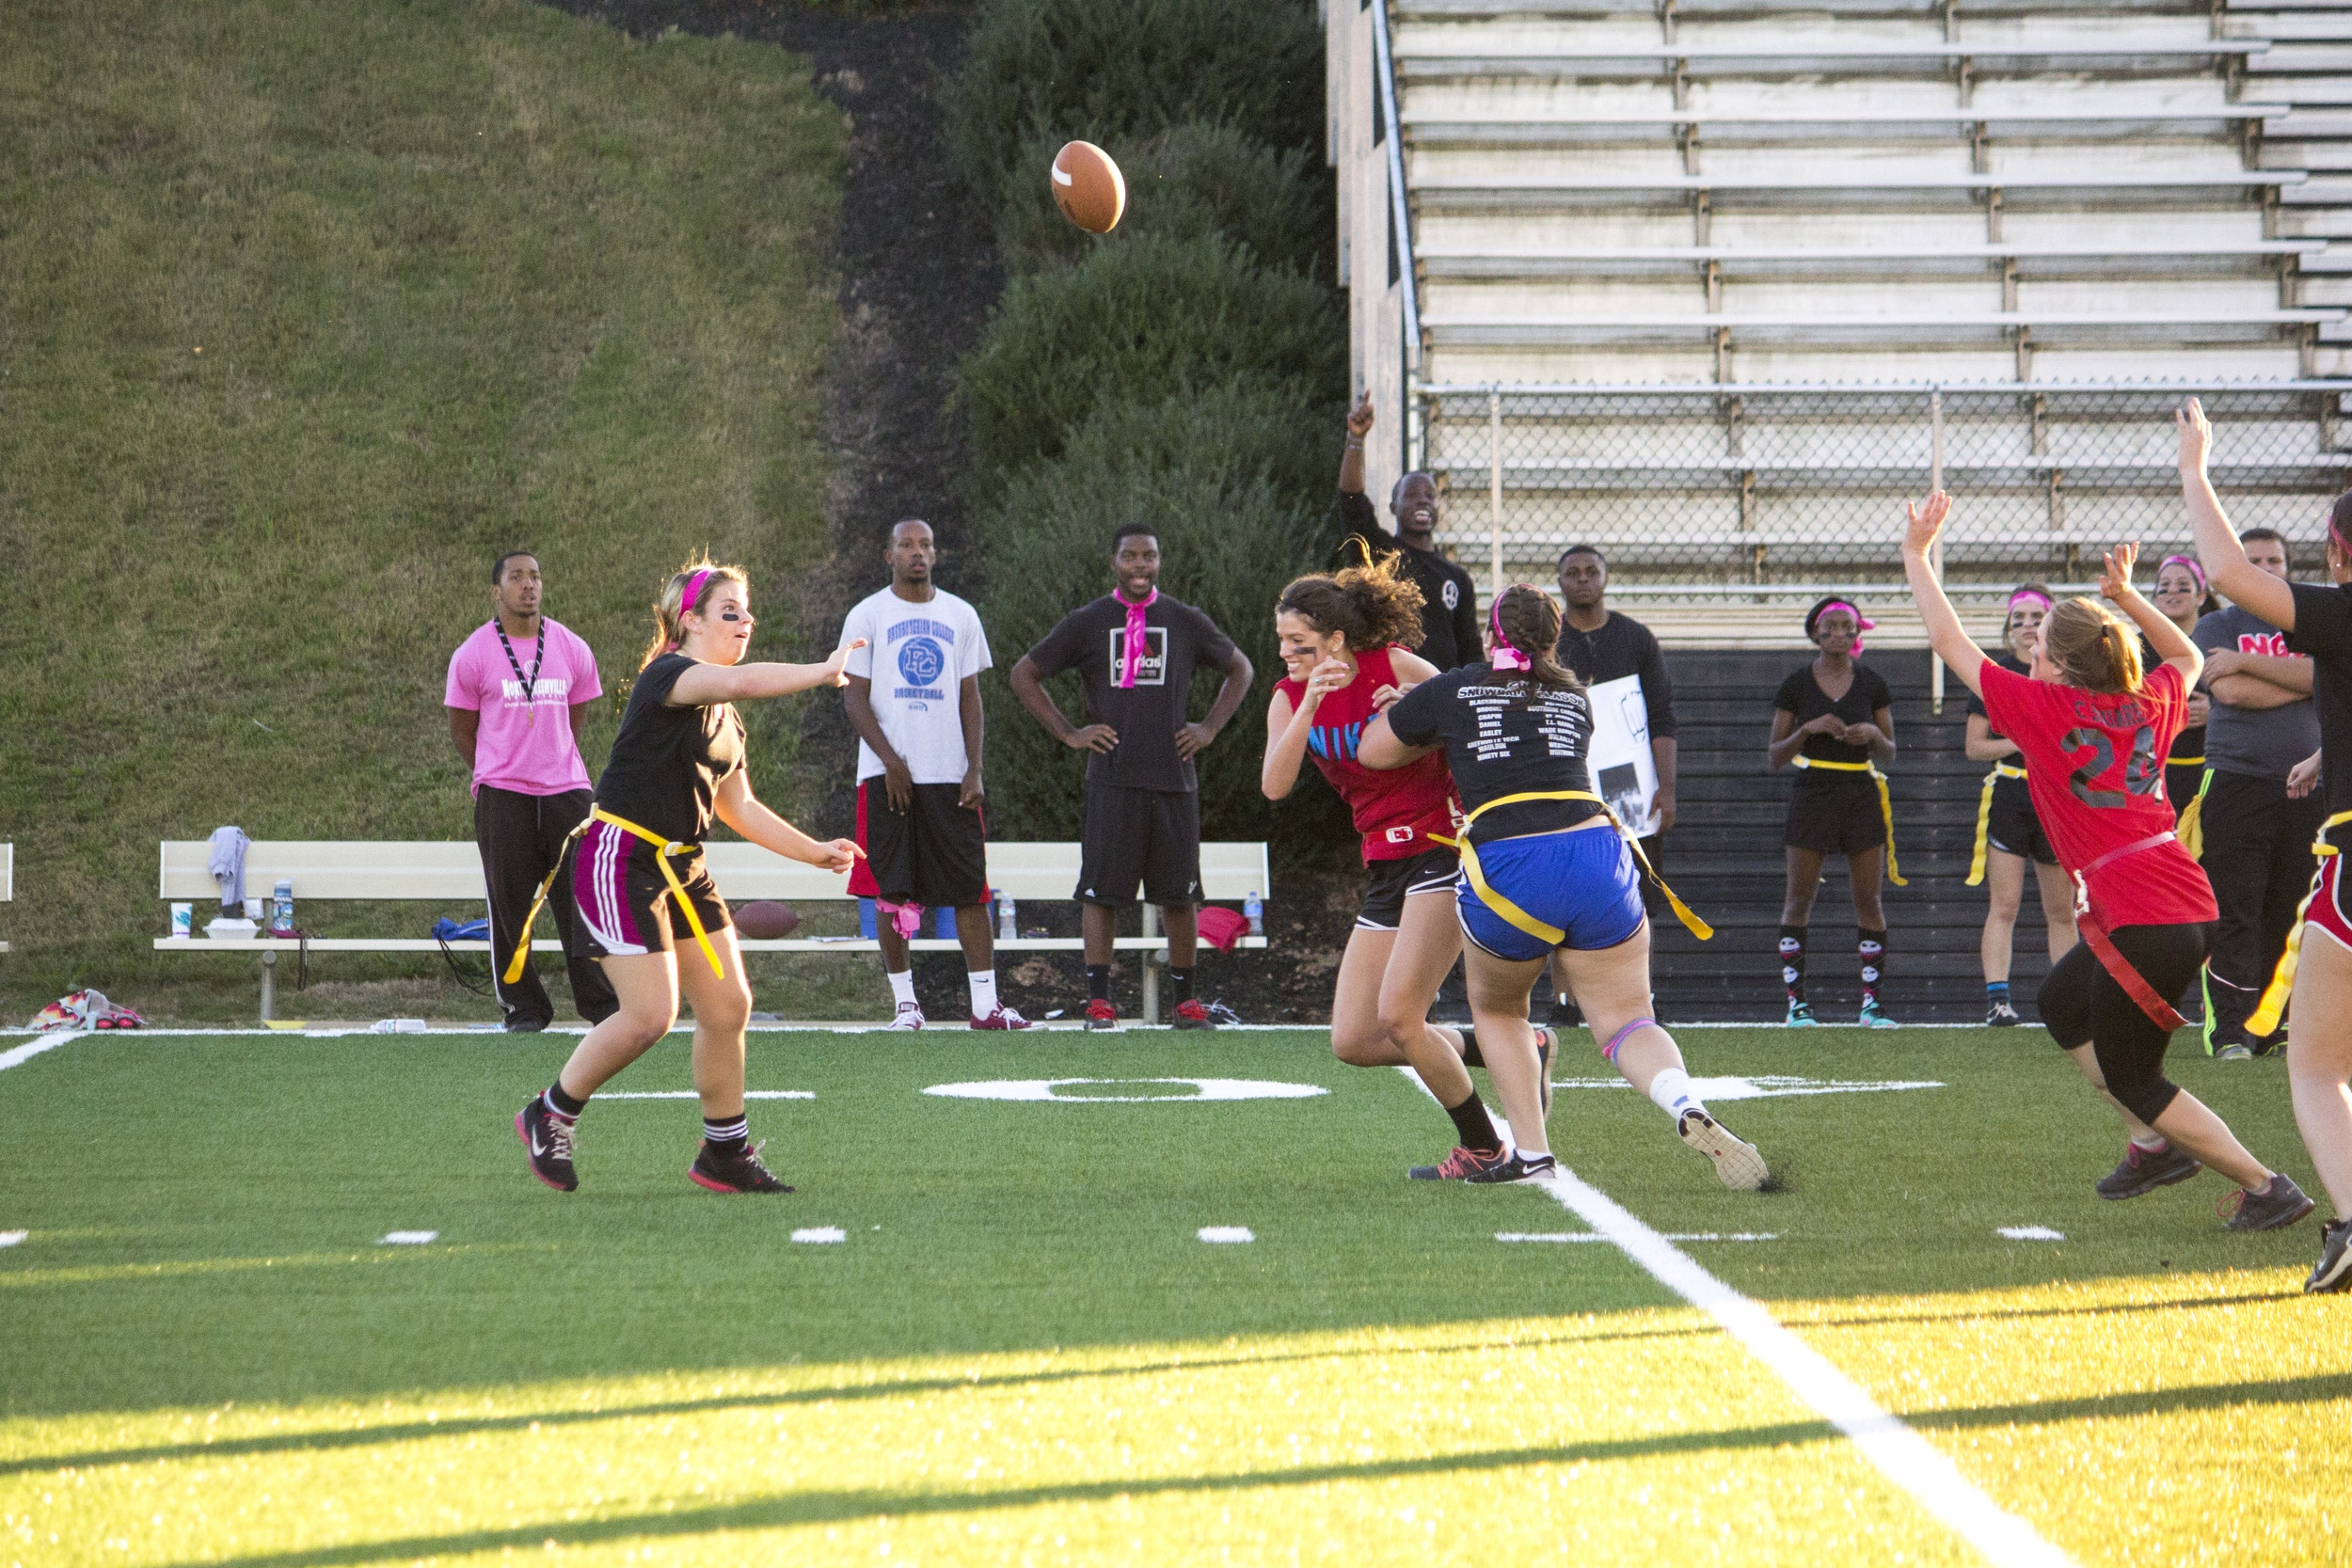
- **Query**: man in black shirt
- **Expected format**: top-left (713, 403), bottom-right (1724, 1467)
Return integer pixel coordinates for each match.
top-left (1548, 544), bottom-right (1679, 1024)
top-left (1009, 524), bottom-right (1254, 1032)
top-left (1336, 391), bottom-right (1481, 670)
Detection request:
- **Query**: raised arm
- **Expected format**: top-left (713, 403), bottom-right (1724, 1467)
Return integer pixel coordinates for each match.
top-left (1340, 390), bottom-right (1374, 497)
top-left (2180, 399), bottom-right (2296, 630)
top-left (1899, 489), bottom-right (1987, 701)
top-left (668, 641), bottom-right (866, 706)
top-left (2100, 542), bottom-right (2201, 687)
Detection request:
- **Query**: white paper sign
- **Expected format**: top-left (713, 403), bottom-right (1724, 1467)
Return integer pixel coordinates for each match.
top-left (1585, 673), bottom-right (1659, 836)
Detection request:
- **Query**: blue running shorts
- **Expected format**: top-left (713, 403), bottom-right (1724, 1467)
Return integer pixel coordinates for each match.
top-left (1456, 824), bottom-right (1646, 963)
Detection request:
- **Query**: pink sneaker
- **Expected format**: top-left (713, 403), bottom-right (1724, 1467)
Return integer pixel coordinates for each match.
top-left (970, 1005), bottom-right (1033, 1031)
top-left (887, 1001), bottom-right (925, 1031)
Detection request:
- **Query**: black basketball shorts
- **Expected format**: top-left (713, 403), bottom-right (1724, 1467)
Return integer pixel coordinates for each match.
top-left (1076, 781), bottom-right (1201, 908)
top-left (1357, 846), bottom-right (1461, 931)
top-left (1985, 774), bottom-right (2057, 866)
top-left (860, 779), bottom-right (989, 907)
top-left (572, 819), bottom-right (730, 959)
top-left (1784, 774), bottom-right (1885, 856)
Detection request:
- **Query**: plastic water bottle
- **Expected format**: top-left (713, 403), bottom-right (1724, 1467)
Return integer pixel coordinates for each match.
top-left (998, 894), bottom-right (1017, 942)
top-left (270, 879), bottom-right (295, 936)
top-left (1245, 892), bottom-right (1263, 938)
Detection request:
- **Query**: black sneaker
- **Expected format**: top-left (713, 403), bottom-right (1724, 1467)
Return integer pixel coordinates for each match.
top-left (2095, 1141), bottom-right (2201, 1201)
top-left (1986, 999), bottom-right (2022, 1027)
top-left (2308, 1217), bottom-right (2352, 1293)
top-left (503, 1016), bottom-right (551, 1034)
top-left (2219, 1173), bottom-right (2315, 1232)
top-left (1534, 1025), bottom-right (1556, 1117)
top-left (516, 1097), bottom-right (578, 1193)
top-left (1465, 1149), bottom-right (1557, 1185)
top-left (1545, 995), bottom-right (1582, 1029)
top-left (690, 1139), bottom-right (793, 1195)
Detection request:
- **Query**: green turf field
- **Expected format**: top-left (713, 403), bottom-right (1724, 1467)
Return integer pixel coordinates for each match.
top-left (1, 1024), bottom-right (2342, 1565)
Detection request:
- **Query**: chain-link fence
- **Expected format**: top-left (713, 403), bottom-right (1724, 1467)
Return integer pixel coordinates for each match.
top-left (1414, 383), bottom-right (2352, 598)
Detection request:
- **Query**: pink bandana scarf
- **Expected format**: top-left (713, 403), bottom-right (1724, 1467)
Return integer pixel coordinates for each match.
top-left (1117, 587), bottom-right (1158, 689)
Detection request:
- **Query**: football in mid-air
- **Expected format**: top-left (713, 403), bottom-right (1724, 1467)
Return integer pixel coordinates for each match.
top-left (732, 900), bottom-right (800, 941)
top-left (1051, 140), bottom-right (1125, 234)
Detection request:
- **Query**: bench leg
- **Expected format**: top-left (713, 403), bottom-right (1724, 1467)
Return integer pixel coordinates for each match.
top-left (1140, 905), bottom-right (1160, 1026)
top-left (260, 950), bottom-right (278, 1023)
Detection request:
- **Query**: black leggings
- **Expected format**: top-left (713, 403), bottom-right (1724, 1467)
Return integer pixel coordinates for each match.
top-left (2039, 922), bottom-right (2211, 1126)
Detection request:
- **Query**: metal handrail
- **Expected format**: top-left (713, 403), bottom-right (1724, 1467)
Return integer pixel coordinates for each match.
top-left (1421, 379), bottom-right (2352, 397)
top-left (1371, 1), bottom-right (1421, 369)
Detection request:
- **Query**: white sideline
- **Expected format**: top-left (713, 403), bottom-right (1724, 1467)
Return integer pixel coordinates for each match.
top-left (0, 1031), bottom-right (87, 1073)
top-left (1389, 1066), bottom-right (2073, 1567)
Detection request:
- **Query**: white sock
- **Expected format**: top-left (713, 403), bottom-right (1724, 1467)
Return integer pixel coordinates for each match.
top-left (888, 969), bottom-right (916, 1008)
top-left (2131, 1133), bottom-right (2168, 1152)
top-left (967, 969), bottom-right (998, 1018)
top-left (1647, 1068), bottom-right (1700, 1120)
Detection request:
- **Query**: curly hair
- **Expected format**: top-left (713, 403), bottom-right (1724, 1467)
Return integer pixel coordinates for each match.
top-left (1275, 548), bottom-right (1426, 652)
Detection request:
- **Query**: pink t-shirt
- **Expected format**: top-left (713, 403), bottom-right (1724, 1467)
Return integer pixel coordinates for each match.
top-left (445, 617), bottom-right (601, 797)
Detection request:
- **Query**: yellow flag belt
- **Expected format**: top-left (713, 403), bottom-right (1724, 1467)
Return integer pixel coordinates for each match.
top-left (2248, 807), bottom-right (2352, 1037)
top-left (1437, 790), bottom-right (1712, 947)
top-left (1791, 755), bottom-right (1906, 885)
top-left (502, 808), bottom-right (723, 985)
top-left (2174, 766), bottom-right (2215, 863)
top-left (1965, 762), bottom-right (2027, 887)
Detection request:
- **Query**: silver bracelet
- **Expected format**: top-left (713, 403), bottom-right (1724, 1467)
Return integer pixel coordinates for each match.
top-left (1344, 437), bottom-right (1365, 451)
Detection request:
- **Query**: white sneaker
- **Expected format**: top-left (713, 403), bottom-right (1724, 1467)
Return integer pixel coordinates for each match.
top-left (887, 1000), bottom-right (925, 1031)
top-left (1677, 1108), bottom-right (1769, 1191)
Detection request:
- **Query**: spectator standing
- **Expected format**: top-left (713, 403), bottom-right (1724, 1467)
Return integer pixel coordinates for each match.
top-left (446, 551), bottom-right (618, 1032)
top-left (1545, 544), bottom-right (1678, 1027)
top-left (1336, 392), bottom-right (1481, 671)
top-left (839, 519), bottom-right (1028, 1031)
top-left (1009, 524), bottom-right (1255, 1030)
top-left (2193, 528), bottom-right (2326, 1058)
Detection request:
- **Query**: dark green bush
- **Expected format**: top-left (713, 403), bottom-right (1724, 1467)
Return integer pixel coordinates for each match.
top-left (946, 0), bottom-right (1323, 217)
top-left (956, 231), bottom-right (1344, 488)
top-left (991, 119), bottom-right (1334, 279)
top-left (975, 387), bottom-right (1352, 857)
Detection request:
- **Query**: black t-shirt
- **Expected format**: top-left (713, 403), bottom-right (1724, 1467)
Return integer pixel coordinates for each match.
top-left (2139, 632), bottom-right (2207, 763)
top-left (1384, 664), bottom-right (1606, 845)
top-left (1025, 592), bottom-right (1240, 792)
top-left (1554, 610), bottom-right (1677, 739)
top-left (1337, 490), bottom-right (1481, 671)
top-left (593, 653), bottom-right (746, 845)
top-left (1964, 652), bottom-right (2029, 738)
top-left (2284, 581), bottom-right (2352, 818)
top-left (1774, 661), bottom-right (1893, 775)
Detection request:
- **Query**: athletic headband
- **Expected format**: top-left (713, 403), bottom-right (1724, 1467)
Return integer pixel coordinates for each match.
top-left (2155, 556), bottom-right (2207, 594)
top-left (2006, 588), bottom-right (2054, 613)
top-left (1488, 591), bottom-right (1535, 673)
top-left (680, 568), bottom-right (717, 618)
top-left (1809, 599), bottom-right (1874, 653)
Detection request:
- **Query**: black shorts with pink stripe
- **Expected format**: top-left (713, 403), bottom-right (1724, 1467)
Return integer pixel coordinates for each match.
top-left (571, 818), bottom-right (730, 960)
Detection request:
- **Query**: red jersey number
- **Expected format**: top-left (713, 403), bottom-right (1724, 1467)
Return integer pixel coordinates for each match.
top-left (2060, 725), bottom-right (2160, 809)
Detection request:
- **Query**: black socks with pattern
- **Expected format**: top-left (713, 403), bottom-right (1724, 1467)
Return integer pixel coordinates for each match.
top-left (1779, 926), bottom-right (1807, 1005)
top-left (1860, 928), bottom-right (1886, 1007)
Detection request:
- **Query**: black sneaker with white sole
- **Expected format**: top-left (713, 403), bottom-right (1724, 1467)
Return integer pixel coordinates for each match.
top-left (1986, 999), bottom-right (2022, 1027)
top-left (690, 1139), bottom-right (793, 1194)
top-left (2308, 1217), bottom-right (2352, 1293)
top-left (1677, 1108), bottom-right (1768, 1191)
top-left (2094, 1141), bottom-right (2201, 1201)
top-left (516, 1096), bottom-right (578, 1193)
top-left (2219, 1173), bottom-right (2315, 1232)
top-left (1464, 1149), bottom-right (1557, 1185)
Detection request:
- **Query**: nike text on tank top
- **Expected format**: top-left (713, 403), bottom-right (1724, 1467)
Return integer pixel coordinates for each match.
top-left (1276, 644), bottom-right (1457, 863)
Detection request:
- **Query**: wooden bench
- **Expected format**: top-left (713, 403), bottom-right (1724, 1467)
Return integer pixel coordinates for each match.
top-left (154, 839), bottom-right (1270, 1022)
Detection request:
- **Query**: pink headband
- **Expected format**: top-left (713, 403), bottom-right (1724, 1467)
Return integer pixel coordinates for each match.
top-left (2156, 555), bottom-right (2208, 594)
top-left (2007, 588), bottom-right (2054, 612)
top-left (665, 568), bottom-right (720, 654)
top-left (1488, 592), bottom-right (1535, 673)
top-left (1813, 600), bottom-right (1875, 653)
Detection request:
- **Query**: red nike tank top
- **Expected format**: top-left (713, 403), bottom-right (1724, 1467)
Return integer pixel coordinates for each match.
top-left (1276, 644), bottom-right (1458, 863)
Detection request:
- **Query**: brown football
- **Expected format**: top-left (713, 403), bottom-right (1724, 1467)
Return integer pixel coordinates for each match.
top-left (1051, 140), bottom-right (1126, 234)
top-left (732, 900), bottom-right (800, 941)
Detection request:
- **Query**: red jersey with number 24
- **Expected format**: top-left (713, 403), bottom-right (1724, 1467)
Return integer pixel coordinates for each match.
top-left (1978, 659), bottom-right (2217, 927)
top-left (1276, 644), bottom-right (1457, 864)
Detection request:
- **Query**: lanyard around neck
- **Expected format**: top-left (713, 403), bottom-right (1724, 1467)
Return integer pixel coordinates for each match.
top-left (495, 621), bottom-right (545, 720)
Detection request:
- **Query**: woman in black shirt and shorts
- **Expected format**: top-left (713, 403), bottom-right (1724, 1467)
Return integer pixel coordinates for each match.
top-left (1965, 586), bottom-right (2077, 1026)
top-left (515, 561), bottom-right (861, 1196)
top-left (1769, 598), bottom-right (1899, 1027)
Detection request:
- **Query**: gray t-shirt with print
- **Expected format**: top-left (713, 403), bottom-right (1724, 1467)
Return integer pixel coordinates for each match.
top-left (2194, 604), bottom-right (2321, 781)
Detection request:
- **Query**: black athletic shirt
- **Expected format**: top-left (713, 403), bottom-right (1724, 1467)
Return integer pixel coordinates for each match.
top-left (2284, 581), bottom-right (2352, 822)
top-left (1965, 652), bottom-right (2029, 740)
top-left (1774, 661), bottom-right (1893, 775)
top-left (1384, 664), bottom-right (1605, 846)
top-left (1025, 592), bottom-right (1240, 793)
top-left (1337, 490), bottom-right (1481, 671)
top-left (1554, 610), bottom-right (1677, 739)
top-left (593, 653), bottom-right (746, 845)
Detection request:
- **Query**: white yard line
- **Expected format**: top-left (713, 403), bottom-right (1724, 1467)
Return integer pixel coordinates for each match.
top-left (0, 1031), bottom-right (88, 1073)
top-left (1388, 1065), bottom-right (2074, 1568)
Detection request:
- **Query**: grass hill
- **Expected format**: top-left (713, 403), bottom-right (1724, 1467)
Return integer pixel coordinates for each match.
top-left (0, 0), bottom-right (846, 1020)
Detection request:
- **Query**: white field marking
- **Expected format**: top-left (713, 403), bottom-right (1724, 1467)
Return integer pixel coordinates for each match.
top-left (596, 1090), bottom-right (815, 1101)
top-left (0, 1032), bottom-right (87, 1073)
top-left (1497, 1230), bottom-right (1779, 1243)
top-left (1997, 1226), bottom-right (2066, 1242)
top-left (1198, 1227), bottom-right (1255, 1244)
top-left (1387, 1064), bottom-right (2074, 1568)
top-left (1549, 1074), bottom-right (1946, 1101)
top-left (791, 1227), bottom-right (847, 1244)
top-left (0, 1231), bottom-right (26, 1248)
top-left (378, 1231), bottom-right (438, 1245)
top-left (924, 1078), bottom-right (1329, 1104)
